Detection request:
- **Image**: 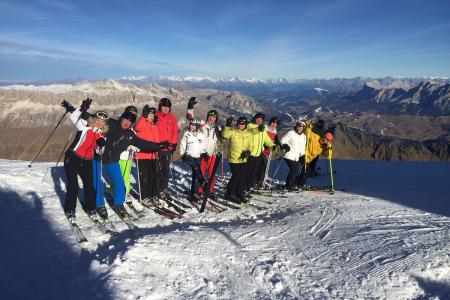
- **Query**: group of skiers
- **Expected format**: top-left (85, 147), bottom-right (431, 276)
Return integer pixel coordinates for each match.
top-left (61, 96), bottom-right (333, 224)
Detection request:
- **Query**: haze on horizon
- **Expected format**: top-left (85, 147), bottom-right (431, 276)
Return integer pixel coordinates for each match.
top-left (0, 0), bottom-right (449, 81)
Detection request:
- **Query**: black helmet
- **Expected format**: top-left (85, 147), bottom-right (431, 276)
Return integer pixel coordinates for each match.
top-left (125, 105), bottom-right (138, 114)
top-left (121, 110), bottom-right (137, 124)
top-left (206, 110), bottom-right (219, 122)
top-left (268, 117), bottom-right (280, 125)
top-left (158, 98), bottom-right (172, 112)
top-left (236, 116), bottom-right (248, 126)
top-left (252, 112), bottom-right (265, 122)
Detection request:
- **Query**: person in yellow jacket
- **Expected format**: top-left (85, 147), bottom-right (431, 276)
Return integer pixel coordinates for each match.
top-left (222, 116), bottom-right (254, 203)
top-left (297, 120), bottom-right (333, 188)
top-left (246, 113), bottom-right (276, 193)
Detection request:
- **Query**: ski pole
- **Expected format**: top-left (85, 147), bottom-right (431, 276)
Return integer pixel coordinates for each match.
top-left (262, 152), bottom-right (272, 189)
top-left (135, 158), bottom-right (142, 203)
top-left (328, 154), bottom-right (334, 192)
top-left (29, 111), bottom-right (67, 167)
top-left (55, 111), bottom-right (84, 167)
top-left (271, 150), bottom-right (287, 180)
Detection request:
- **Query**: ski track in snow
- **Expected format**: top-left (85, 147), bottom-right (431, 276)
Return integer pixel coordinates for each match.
top-left (0, 159), bottom-right (450, 299)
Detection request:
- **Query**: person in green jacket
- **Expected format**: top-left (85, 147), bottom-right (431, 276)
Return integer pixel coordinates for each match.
top-left (222, 116), bottom-right (254, 203)
top-left (246, 113), bottom-right (276, 193)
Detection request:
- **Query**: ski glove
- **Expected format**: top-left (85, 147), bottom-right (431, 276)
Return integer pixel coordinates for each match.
top-left (80, 98), bottom-right (92, 112)
top-left (281, 144), bottom-right (290, 152)
top-left (226, 116), bottom-right (234, 127)
top-left (240, 150), bottom-right (251, 160)
top-left (159, 140), bottom-right (169, 150)
top-left (61, 100), bottom-right (75, 113)
top-left (187, 97), bottom-right (197, 109)
top-left (96, 137), bottom-right (105, 147)
top-left (142, 104), bottom-right (151, 118)
top-left (201, 152), bottom-right (209, 160)
top-left (258, 124), bottom-right (265, 132)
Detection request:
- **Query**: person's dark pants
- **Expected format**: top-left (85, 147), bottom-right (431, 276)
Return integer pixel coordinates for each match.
top-left (184, 155), bottom-right (203, 196)
top-left (158, 151), bottom-right (172, 192)
top-left (137, 159), bottom-right (159, 199)
top-left (296, 155), bottom-right (312, 187)
top-left (256, 155), bottom-right (269, 187)
top-left (284, 158), bottom-right (299, 190)
top-left (247, 155), bottom-right (262, 190)
top-left (309, 155), bottom-right (319, 172)
top-left (63, 151), bottom-right (95, 213)
top-left (226, 162), bottom-right (248, 199)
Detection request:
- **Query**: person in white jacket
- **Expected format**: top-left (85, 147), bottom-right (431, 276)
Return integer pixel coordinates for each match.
top-left (180, 118), bottom-right (206, 201)
top-left (280, 121), bottom-right (307, 191)
top-left (186, 97), bottom-right (222, 200)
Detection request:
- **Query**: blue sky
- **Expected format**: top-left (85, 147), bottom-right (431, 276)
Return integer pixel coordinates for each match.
top-left (0, 0), bottom-right (449, 81)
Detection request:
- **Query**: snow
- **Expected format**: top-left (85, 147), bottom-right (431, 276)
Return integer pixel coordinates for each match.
top-left (0, 159), bottom-right (449, 299)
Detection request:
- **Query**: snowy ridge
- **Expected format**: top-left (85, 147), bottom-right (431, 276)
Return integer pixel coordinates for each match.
top-left (0, 159), bottom-right (449, 299)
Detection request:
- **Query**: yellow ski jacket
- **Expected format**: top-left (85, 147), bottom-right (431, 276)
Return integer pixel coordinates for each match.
top-left (222, 126), bottom-right (254, 164)
top-left (305, 122), bottom-right (332, 163)
top-left (246, 123), bottom-right (275, 157)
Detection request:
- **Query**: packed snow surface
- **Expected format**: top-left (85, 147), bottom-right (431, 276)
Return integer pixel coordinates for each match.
top-left (0, 159), bottom-right (449, 299)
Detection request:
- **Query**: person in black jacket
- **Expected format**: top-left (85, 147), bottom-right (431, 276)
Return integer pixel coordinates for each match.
top-left (92, 108), bottom-right (168, 219)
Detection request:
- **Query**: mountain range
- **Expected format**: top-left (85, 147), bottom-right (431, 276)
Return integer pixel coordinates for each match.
top-left (0, 77), bottom-right (448, 161)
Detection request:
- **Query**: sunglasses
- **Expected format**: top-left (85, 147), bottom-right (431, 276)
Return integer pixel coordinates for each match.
top-left (95, 111), bottom-right (109, 121)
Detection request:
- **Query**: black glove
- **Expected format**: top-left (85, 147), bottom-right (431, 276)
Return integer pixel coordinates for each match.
top-left (181, 153), bottom-right (188, 162)
top-left (226, 116), bottom-right (234, 127)
top-left (80, 98), bottom-right (92, 112)
top-left (258, 124), bottom-right (265, 132)
top-left (159, 140), bottom-right (169, 150)
top-left (201, 152), bottom-right (209, 160)
top-left (187, 97), bottom-right (197, 109)
top-left (96, 137), bottom-right (105, 147)
top-left (281, 144), bottom-right (290, 152)
top-left (240, 150), bottom-right (251, 160)
top-left (170, 143), bottom-right (177, 153)
top-left (61, 100), bottom-right (75, 113)
top-left (142, 104), bottom-right (151, 118)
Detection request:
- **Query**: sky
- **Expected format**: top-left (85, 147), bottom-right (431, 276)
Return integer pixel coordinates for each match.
top-left (0, 0), bottom-right (449, 81)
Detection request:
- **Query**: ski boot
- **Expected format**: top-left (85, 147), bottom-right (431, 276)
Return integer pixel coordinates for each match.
top-left (113, 204), bottom-right (129, 220)
top-left (96, 205), bottom-right (108, 220)
top-left (65, 210), bottom-right (77, 225)
top-left (88, 210), bottom-right (101, 223)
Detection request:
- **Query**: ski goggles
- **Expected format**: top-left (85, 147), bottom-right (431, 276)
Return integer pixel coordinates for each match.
top-left (207, 111), bottom-right (218, 117)
top-left (94, 111), bottom-right (109, 121)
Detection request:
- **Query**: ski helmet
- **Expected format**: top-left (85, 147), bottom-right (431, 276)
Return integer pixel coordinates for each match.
top-left (324, 132), bottom-right (333, 141)
top-left (268, 117), bottom-right (280, 125)
top-left (94, 110), bottom-right (109, 121)
top-left (125, 105), bottom-right (138, 115)
top-left (121, 108), bottom-right (137, 124)
top-left (206, 109), bottom-right (219, 121)
top-left (158, 98), bottom-right (172, 111)
top-left (294, 121), bottom-right (306, 131)
top-left (236, 116), bottom-right (248, 126)
top-left (252, 112), bottom-right (265, 122)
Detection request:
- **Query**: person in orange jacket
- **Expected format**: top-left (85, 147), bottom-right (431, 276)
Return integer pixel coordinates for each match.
top-left (134, 105), bottom-right (161, 203)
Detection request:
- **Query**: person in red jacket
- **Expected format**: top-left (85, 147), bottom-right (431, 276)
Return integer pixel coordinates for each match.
top-left (155, 98), bottom-right (179, 198)
top-left (60, 99), bottom-right (108, 224)
top-left (134, 105), bottom-right (161, 203)
top-left (258, 117), bottom-right (281, 189)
